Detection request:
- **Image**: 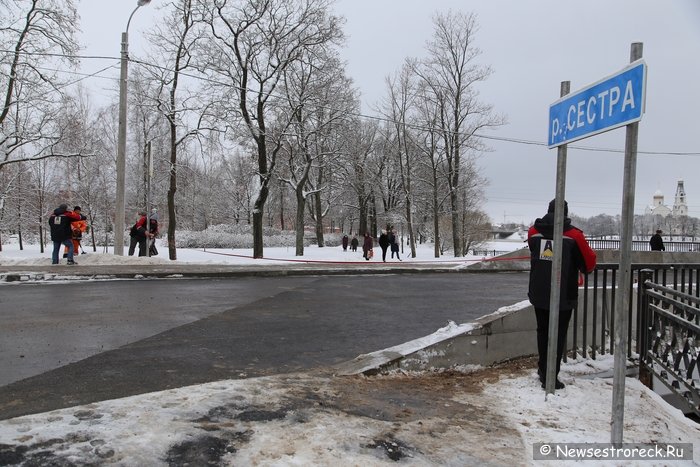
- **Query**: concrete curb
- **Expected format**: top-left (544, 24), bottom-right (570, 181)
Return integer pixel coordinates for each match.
top-left (0, 262), bottom-right (529, 282)
top-left (335, 300), bottom-right (535, 376)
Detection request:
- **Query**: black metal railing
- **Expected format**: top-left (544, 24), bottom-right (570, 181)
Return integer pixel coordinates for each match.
top-left (639, 271), bottom-right (700, 418)
top-left (570, 263), bottom-right (700, 362)
top-left (587, 239), bottom-right (700, 252)
top-left (470, 249), bottom-right (512, 257)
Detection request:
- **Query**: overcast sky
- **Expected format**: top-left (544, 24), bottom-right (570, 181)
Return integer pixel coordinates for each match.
top-left (77, 0), bottom-right (700, 225)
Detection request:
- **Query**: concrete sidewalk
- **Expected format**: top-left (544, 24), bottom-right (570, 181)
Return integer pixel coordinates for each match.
top-left (0, 249), bottom-right (530, 282)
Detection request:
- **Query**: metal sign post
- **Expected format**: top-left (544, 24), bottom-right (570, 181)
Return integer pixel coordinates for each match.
top-left (545, 81), bottom-right (570, 395)
top-left (611, 42), bottom-right (643, 445)
top-left (546, 44), bottom-right (646, 419)
top-left (146, 141), bottom-right (152, 258)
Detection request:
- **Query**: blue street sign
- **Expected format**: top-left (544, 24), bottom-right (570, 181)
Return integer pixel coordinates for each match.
top-left (548, 60), bottom-right (647, 148)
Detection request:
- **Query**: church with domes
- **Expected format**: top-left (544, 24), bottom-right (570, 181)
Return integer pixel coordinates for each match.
top-left (645, 180), bottom-right (687, 218)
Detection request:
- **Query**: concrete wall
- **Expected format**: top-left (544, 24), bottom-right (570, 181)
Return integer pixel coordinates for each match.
top-left (336, 250), bottom-right (700, 375)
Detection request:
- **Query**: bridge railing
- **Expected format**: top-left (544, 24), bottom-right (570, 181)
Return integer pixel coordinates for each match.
top-left (638, 270), bottom-right (700, 418)
top-left (587, 239), bottom-right (700, 252)
top-left (570, 263), bottom-right (700, 362)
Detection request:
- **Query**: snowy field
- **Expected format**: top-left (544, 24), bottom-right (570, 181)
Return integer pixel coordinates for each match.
top-left (1, 237), bottom-right (698, 465)
top-left (0, 238), bottom-right (528, 266)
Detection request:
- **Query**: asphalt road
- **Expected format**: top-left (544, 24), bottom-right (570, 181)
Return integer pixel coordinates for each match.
top-left (0, 272), bottom-right (529, 419)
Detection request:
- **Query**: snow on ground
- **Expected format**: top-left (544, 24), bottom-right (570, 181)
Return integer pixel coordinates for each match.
top-left (0, 239), bottom-right (527, 266)
top-left (0, 356), bottom-right (697, 466)
top-left (1, 238), bottom-right (697, 465)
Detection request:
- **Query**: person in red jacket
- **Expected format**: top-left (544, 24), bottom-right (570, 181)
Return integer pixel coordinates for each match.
top-left (128, 211), bottom-right (151, 257)
top-left (63, 206), bottom-right (88, 258)
top-left (527, 199), bottom-right (596, 389)
top-left (362, 232), bottom-right (374, 260)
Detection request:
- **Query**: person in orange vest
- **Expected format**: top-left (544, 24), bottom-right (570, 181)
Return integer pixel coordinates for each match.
top-left (63, 206), bottom-right (88, 258)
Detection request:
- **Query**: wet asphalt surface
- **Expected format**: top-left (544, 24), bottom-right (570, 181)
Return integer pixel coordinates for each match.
top-left (0, 272), bottom-right (529, 420)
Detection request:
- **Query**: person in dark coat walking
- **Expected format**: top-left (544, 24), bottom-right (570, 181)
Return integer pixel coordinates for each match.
top-left (389, 229), bottom-right (401, 260)
top-left (350, 235), bottom-right (359, 252)
top-left (362, 232), bottom-right (374, 260)
top-left (378, 230), bottom-right (390, 262)
top-left (342, 234), bottom-right (349, 251)
top-left (528, 199), bottom-right (596, 390)
top-left (49, 204), bottom-right (82, 265)
top-left (649, 229), bottom-right (665, 251)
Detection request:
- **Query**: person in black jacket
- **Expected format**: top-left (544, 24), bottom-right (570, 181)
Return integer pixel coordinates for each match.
top-left (528, 200), bottom-right (597, 389)
top-left (350, 235), bottom-right (359, 252)
top-left (378, 230), bottom-right (390, 262)
top-left (649, 229), bottom-right (665, 251)
top-left (48, 204), bottom-right (82, 265)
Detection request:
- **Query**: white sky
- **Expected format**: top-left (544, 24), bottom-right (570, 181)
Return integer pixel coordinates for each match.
top-left (75, 0), bottom-right (700, 225)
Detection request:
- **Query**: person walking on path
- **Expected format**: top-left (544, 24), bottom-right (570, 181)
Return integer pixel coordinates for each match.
top-left (378, 230), bottom-right (390, 262)
top-left (649, 229), bottom-right (665, 251)
top-left (342, 234), bottom-right (349, 252)
top-left (350, 235), bottom-right (359, 252)
top-left (49, 204), bottom-right (82, 265)
top-left (389, 230), bottom-right (401, 261)
top-left (527, 199), bottom-right (596, 390)
top-left (362, 232), bottom-right (374, 260)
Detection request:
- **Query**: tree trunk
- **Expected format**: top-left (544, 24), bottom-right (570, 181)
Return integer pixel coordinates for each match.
top-left (280, 180), bottom-right (286, 231)
top-left (313, 191), bottom-right (324, 247)
top-left (404, 199), bottom-right (416, 258)
top-left (167, 120), bottom-right (178, 261)
top-left (295, 186), bottom-right (306, 256)
top-left (432, 172), bottom-right (440, 258)
top-left (450, 189), bottom-right (461, 257)
top-left (252, 182), bottom-right (270, 258)
top-left (358, 194), bottom-right (368, 236)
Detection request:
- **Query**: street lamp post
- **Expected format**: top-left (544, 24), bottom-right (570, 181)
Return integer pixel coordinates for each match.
top-left (114, 0), bottom-right (152, 255)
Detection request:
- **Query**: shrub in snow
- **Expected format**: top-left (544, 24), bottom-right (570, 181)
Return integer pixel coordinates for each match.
top-left (174, 224), bottom-right (309, 249)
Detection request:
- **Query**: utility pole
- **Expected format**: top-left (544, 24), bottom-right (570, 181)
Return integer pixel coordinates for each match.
top-left (114, 0), bottom-right (152, 255)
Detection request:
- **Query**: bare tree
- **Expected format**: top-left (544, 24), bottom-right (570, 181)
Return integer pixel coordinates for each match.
top-left (416, 11), bottom-right (503, 256)
top-left (200, 0), bottom-right (342, 258)
top-left (337, 119), bottom-right (381, 236)
top-left (382, 63), bottom-right (418, 257)
top-left (140, 0), bottom-right (210, 260)
top-left (0, 0), bottom-right (82, 171)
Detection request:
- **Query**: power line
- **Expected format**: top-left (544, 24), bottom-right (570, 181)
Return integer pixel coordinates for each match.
top-left (4, 48), bottom-right (700, 156)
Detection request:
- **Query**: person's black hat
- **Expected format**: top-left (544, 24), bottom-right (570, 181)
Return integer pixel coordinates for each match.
top-left (73, 206), bottom-right (81, 211)
top-left (547, 199), bottom-right (568, 216)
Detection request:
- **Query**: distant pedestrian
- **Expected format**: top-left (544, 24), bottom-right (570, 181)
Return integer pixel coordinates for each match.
top-left (649, 229), bottom-right (665, 251)
top-left (49, 204), bottom-right (82, 265)
top-left (362, 232), bottom-right (374, 260)
top-left (342, 234), bottom-right (349, 251)
top-left (389, 230), bottom-right (401, 261)
top-left (378, 230), bottom-right (390, 262)
top-left (350, 235), bottom-right (359, 252)
top-left (528, 199), bottom-right (596, 390)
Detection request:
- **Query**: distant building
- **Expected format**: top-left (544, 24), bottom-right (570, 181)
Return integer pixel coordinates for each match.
top-left (645, 180), bottom-right (687, 218)
top-left (673, 180), bottom-right (688, 217)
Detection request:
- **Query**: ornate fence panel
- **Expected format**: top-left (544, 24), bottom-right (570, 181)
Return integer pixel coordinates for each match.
top-left (587, 239), bottom-right (700, 252)
top-left (639, 270), bottom-right (700, 418)
top-left (573, 263), bottom-right (700, 361)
